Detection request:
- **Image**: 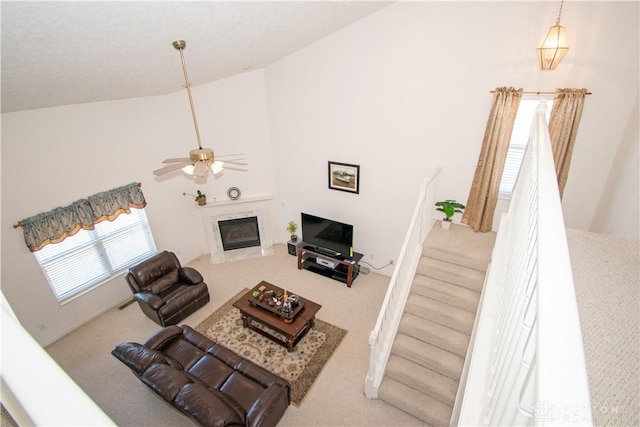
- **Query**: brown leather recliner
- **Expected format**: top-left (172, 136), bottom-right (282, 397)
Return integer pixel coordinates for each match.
top-left (125, 251), bottom-right (210, 326)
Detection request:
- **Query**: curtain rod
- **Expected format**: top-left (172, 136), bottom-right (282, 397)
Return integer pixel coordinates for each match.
top-left (490, 90), bottom-right (592, 95)
top-left (13, 182), bottom-right (143, 228)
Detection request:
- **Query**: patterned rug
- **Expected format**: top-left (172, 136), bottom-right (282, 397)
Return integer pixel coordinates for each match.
top-left (195, 289), bottom-right (347, 405)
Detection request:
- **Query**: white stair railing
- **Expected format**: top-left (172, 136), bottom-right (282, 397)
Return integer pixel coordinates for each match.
top-left (455, 102), bottom-right (592, 425)
top-left (364, 167), bottom-right (440, 398)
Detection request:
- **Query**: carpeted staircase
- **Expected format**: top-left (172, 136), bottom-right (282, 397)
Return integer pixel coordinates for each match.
top-left (378, 223), bottom-right (496, 426)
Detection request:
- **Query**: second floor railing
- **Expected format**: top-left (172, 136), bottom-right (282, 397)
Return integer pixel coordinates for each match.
top-left (454, 102), bottom-right (592, 426)
top-left (1, 292), bottom-right (115, 426)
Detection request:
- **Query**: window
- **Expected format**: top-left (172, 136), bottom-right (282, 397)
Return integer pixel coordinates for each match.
top-left (34, 208), bottom-right (156, 303)
top-left (499, 97), bottom-right (553, 198)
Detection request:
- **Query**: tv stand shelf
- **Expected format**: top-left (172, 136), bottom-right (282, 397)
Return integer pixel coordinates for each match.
top-left (297, 247), bottom-right (363, 287)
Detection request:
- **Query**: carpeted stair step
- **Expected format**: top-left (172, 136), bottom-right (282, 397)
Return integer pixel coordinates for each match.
top-left (417, 256), bottom-right (485, 292)
top-left (375, 222), bottom-right (495, 425)
top-left (422, 223), bottom-right (495, 272)
top-left (385, 354), bottom-right (459, 406)
top-left (378, 376), bottom-right (451, 427)
top-left (404, 293), bottom-right (475, 335)
top-left (412, 274), bottom-right (481, 313)
top-left (392, 334), bottom-right (464, 380)
top-left (398, 313), bottom-right (470, 357)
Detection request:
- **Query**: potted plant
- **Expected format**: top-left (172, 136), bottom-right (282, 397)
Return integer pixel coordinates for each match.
top-left (286, 220), bottom-right (298, 241)
top-left (435, 199), bottom-right (465, 229)
top-left (184, 190), bottom-right (207, 206)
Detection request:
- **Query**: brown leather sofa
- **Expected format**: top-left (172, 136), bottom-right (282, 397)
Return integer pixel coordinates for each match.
top-left (125, 251), bottom-right (210, 326)
top-left (112, 325), bottom-right (290, 427)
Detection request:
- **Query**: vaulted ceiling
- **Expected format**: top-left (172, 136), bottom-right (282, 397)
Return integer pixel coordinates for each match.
top-left (1, 1), bottom-right (392, 113)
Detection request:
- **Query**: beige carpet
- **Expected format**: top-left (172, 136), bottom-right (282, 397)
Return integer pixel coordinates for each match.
top-left (45, 244), bottom-right (425, 426)
top-left (194, 288), bottom-right (347, 405)
top-left (567, 228), bottom-right (639, 427)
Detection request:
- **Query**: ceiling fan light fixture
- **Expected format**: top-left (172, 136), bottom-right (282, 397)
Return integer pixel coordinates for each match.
top-left (193, 161), bottom-right (208, 177)
top-left (181, 159), bottom-right (224, 177)
top-left (212, 161), bottom-right (225, 175)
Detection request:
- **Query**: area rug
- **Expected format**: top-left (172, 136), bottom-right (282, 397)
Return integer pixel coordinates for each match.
top-left (195, 289), bottom-right (347, 405)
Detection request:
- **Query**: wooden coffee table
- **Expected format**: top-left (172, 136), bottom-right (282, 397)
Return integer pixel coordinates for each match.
top-left (232, 281), bottom-right (322, 352)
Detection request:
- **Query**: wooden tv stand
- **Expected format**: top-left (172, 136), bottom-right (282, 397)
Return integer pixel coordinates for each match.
top-left (297, 246), bottom-right (363, 287)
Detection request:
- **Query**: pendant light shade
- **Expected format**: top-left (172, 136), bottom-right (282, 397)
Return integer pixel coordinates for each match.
top-left (536, 1), bottom-right (569, 70)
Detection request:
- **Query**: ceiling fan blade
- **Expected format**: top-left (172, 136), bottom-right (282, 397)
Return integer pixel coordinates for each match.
top-left (153, 162), bottom-right (190, 176)
top-left (223, 160), bottom-right (248, 165)
top-left (223, 166), bottom-right (248, 172)
top-left (162, 157), bottom-right (191, 164)
top-left (216, 153), bottom-right (246, 158)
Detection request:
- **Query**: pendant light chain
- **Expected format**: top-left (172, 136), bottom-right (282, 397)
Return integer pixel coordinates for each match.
top-left (556, 0), bottom-right (564, 25)
top-left (177, 44), bottom-right (203, 150)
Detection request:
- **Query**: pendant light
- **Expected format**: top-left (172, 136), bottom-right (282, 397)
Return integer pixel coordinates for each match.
top-left (536, 0), bottom-right (569, 70)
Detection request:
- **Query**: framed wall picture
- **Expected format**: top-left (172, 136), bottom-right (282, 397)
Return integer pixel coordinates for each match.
top-left (328, 161), bottom-right (360, 194)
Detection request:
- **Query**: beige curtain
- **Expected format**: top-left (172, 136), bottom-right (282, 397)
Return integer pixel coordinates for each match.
top-left (462, 87), bottom-right (523, 232)
top-left (549, 88), bottom-right (588, 198)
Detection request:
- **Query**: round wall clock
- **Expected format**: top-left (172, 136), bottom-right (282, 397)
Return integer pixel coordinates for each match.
top-left (227, 187), bottom-right (241, 200)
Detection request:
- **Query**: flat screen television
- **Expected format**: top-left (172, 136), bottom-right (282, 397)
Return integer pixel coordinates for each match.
top-left (301, 212), bottom-right (353, 257)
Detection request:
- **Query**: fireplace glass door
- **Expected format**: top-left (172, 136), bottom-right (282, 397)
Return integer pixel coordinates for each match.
top-left (218, 217), bottom-right (260, 251)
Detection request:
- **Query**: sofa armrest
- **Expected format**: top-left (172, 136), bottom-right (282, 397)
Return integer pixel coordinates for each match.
top-left (179, 267), bottom-right (203, 285)
top-left (134, 291), bottom-right (164, 310)
top-left (143, 325), bottom-right (184, 350)
top-left (246, 382), bottom-right (290, 427)
top-left (111, 342), bottom-right (172, 375)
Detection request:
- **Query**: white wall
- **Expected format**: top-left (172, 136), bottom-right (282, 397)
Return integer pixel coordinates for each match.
top-left (2, 1), bottom-right (638, 345)
top-left (1, 70), bottom-right (274, 345)
top-left (265, 0), bottom-right (639, 265)
top-left (590, 91), bottom-right (640, 241)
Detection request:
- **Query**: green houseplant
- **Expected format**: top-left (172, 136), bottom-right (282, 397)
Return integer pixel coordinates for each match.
top-left (286, 220), bottom-right (298, 241)
top-left (183, 190), bottom-right (207, 206)
top-left (435, 199), bottom-right (465, 229)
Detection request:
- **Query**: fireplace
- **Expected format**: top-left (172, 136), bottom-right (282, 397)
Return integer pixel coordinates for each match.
top-left (198, 196), bottom-right (275, 264)
top-left (219, 216), bottom-right (260, 251)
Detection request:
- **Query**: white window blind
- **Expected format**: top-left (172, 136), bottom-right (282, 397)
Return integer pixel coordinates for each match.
top-left (34, 208), bottom-right (156, 303)
top-left (499, 98), bottom-right (553, 198)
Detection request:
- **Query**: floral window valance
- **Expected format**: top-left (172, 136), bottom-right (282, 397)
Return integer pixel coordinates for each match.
top-left (18, 182), bottom-right (147, 252)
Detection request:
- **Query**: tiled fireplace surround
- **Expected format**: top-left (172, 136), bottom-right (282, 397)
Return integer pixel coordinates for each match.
top-left (198, 195), bottom-right (275, 264)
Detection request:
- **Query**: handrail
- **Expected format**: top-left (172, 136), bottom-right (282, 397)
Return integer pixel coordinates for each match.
top-left (1, 292), bottom-right (115, 426)
top-left (535, 104), bottom-right (592, 425)
top-left (364, 167), bottom-right (441, 398)
top-left (455, 102), bottom-right (592, 425)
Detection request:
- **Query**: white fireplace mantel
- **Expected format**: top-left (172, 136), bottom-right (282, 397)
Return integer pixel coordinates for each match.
top-left (197, 195), bottom-right (275, 264)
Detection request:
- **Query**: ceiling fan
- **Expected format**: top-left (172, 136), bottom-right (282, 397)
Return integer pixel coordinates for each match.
top-left (153, 40), bottom-right (247, 179)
